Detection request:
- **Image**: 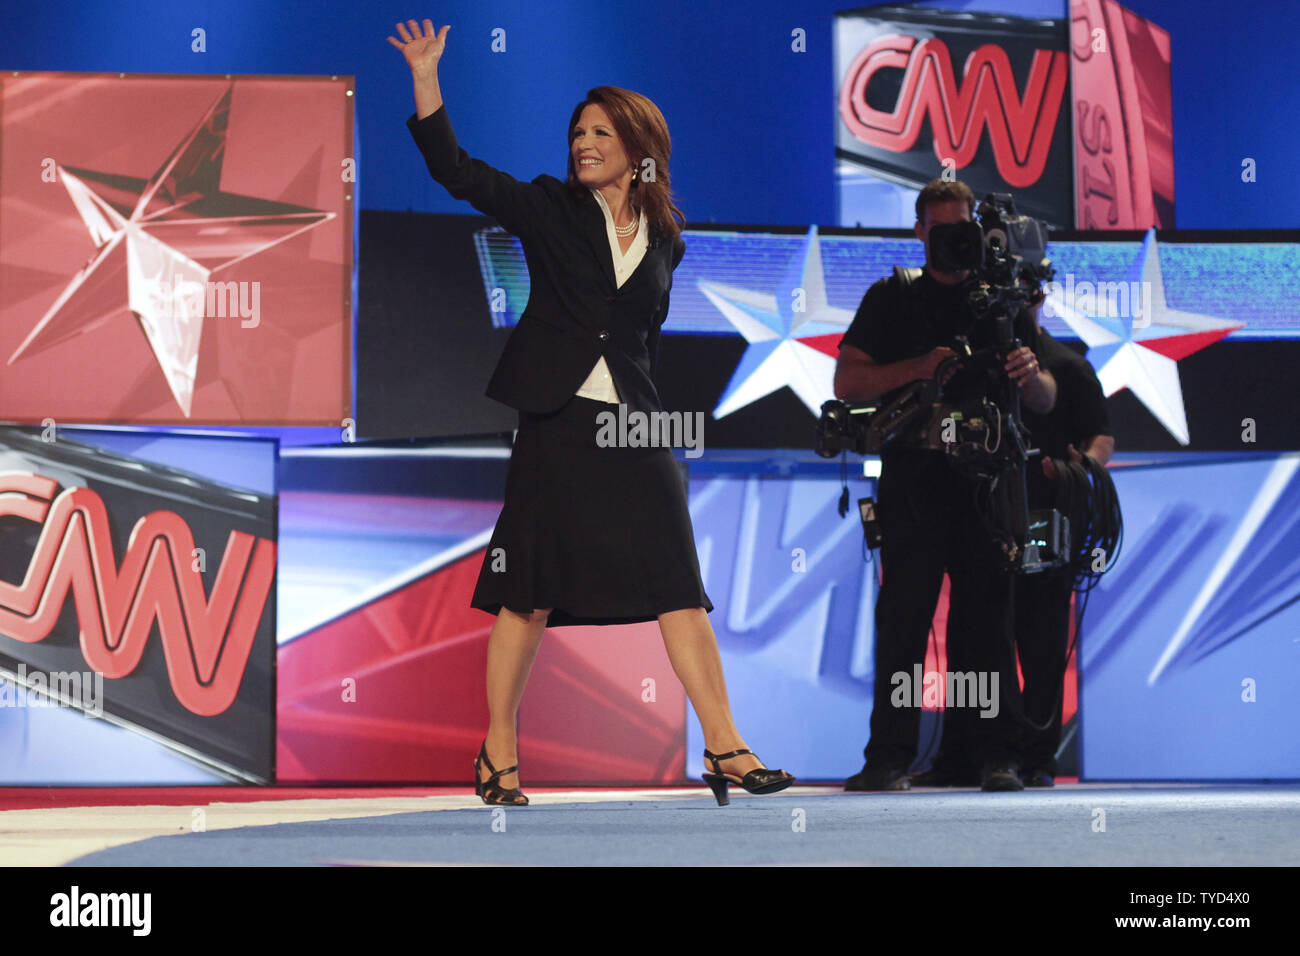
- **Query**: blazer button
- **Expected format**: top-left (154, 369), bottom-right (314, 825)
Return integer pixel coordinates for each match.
top-left (605, 295), bottom-right (616, 303)
top-left (598, 330), bottom-right (610, 341)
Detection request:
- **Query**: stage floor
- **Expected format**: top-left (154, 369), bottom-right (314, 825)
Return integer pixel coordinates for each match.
top-left (4, 782), bottom-right (1298, 866)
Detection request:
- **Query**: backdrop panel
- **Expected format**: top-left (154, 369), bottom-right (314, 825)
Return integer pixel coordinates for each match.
top-left (0, 72), bottom-right (353, 425)
top-left (0, 427), bottom-right (277, 784)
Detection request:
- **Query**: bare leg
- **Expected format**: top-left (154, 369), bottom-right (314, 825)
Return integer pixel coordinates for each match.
top-left (480, 606), bottom-right (550, 791)
top-left (658, 606), bottom-right (765, 780)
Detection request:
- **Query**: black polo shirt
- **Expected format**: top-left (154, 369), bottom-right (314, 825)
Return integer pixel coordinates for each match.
top-left (839, 270), bottom-right (1039, 407)
top-left (1022, 329), bottom-right (1112, 460)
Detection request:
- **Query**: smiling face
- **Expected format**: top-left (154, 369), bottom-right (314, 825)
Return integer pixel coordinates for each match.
top-left (571, 104), bottom-right (635, 193)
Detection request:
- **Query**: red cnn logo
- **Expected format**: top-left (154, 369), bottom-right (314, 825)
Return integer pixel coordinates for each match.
top-left (0, 471), bottom-right (276, 717)
top-left (839, 35), bottom-right (1068, 188)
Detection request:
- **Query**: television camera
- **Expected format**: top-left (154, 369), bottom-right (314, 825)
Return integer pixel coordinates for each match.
top-left (816, 193), bottom-right (1067, 573)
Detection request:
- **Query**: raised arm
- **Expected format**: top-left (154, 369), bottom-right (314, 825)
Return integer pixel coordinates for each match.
top-left (388, 17), bottom-right (447, 118)
top-left (389, 18), bottom-right (549, 236)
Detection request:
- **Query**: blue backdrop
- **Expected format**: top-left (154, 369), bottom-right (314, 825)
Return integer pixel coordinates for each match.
top-left (3, 0), bottom-right (1296, 229)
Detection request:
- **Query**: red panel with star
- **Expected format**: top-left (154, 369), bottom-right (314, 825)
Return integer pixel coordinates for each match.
top-left (0, 73), bottom-right (353, 424)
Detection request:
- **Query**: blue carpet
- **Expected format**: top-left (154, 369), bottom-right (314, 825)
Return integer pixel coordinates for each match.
top-left (66, 786), bottom-right (1300, 866)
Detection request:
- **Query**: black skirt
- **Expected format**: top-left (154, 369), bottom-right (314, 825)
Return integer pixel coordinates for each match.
top-left (470, 394), bottom-right (714, 626)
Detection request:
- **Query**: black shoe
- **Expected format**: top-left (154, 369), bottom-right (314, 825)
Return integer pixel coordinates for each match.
top-left (1021, 768), bottom-right (1055, 788)
top-left (844, 764), bottom-right (911, 792)
top-left (702, 748), bottom-right (795, 806)
top-left (980, 763), bottom-right (1024, 792)
top-left (474, 741), bottom-right (528, 806)
top-left (910, 764), bottom-right (980, 787)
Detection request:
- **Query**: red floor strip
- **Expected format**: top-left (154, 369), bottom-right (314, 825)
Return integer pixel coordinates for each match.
top-left (0, 779), bottom-right (1078, 811)
top-left (0, 784), bottom-right (703, 812)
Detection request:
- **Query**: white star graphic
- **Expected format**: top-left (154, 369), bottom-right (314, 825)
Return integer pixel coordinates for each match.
top-left (697, 227), bottom-right (854, 418)
top-left (1044, 229), bottom-right (1241, 445)
top-left (9, 85), bottom-right (334, 416)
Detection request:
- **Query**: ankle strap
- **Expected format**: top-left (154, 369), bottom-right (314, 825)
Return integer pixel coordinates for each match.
top-left (704, 748), bottom-right (753, 769)
top-left (479, 745), bottom-right (518, 783)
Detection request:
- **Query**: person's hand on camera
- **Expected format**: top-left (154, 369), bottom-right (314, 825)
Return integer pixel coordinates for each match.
top-left (916, 346), bottom-right (957, 384)
top-left (1004, 346), bottom-right (1040, 388)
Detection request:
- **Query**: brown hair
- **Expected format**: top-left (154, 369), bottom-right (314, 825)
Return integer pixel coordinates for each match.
top-left (565, 86), bottom-right (684, 241)
top-left (915, 178), bottom-right (975, 223)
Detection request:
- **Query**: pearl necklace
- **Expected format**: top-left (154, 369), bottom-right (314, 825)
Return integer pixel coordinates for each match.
top-left (615, 215), bottom-right (639, 238)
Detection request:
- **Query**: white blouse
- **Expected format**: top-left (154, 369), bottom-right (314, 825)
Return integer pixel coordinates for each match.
top-left (574, 187), bottom-right (649, 403)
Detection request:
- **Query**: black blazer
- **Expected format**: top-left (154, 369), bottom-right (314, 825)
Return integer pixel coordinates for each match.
top-left (406, 106), bottom-right (685, 415)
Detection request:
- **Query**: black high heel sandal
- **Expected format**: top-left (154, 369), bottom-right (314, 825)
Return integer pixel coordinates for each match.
top-left (474, 741), bottom-right (529, 806)
top-left (702, 748), bottom-right (795, 806)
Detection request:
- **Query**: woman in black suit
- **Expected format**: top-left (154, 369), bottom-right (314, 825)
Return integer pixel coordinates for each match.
top-left (389, 18), bottom-right (793, 807)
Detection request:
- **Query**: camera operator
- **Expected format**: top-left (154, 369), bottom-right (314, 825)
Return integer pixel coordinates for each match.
top-left (919, 323), bottom-right (1114, 787)
top-left (834, 179), bottom-right (1056, 792)
top-left (1020, 328), bottom-right (1113, 784)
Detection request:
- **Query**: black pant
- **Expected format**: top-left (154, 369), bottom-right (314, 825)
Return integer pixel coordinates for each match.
top-left (862, 451), bottom-right (1021, 771)
top-left (1012, 567), bottom-right (1073, 772)
top-left (935, 491), bottom-right (1074, 776)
